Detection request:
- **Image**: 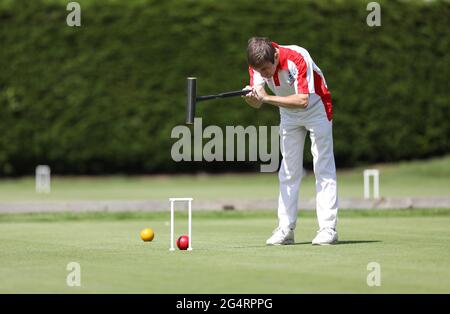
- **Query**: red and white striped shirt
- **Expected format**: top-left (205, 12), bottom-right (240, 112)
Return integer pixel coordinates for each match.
top-left (249, 42), bottom-right (333, 121)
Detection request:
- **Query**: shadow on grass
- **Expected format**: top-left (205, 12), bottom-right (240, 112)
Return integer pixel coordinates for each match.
top-left (231, 240), bottom-right (382, 249)
top-left (334, 240), bottom-right (382, 245)
top-left (293, 240), bottom-right (382, 246)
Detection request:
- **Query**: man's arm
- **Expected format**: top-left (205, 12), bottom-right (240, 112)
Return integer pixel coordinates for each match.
top-left (262, 94), bottom-right (309, 109)
top-left (254, 85), bottom-right (309, 109)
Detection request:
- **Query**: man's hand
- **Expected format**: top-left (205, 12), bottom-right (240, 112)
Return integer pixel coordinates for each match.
top-left (253, 85), bottom-right (268, 102)
top-left (242, 85), bottom-right (262, 109)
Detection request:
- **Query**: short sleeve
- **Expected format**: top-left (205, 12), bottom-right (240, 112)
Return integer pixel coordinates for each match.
top-left (248, 67), bottom-right (265, 87)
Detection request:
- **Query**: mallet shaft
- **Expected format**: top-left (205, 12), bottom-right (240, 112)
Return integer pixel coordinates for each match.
top-left (196, 89), bottom-right (252, 102)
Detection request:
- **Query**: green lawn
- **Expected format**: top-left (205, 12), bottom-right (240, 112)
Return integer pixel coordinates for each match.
top-left (1, 210), bottom-right (449, 293)
top-left (0, 155), bottom-right (449, 202)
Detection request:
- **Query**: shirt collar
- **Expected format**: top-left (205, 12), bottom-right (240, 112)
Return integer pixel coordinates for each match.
top-left (272, 42), bottom-right (288, 70)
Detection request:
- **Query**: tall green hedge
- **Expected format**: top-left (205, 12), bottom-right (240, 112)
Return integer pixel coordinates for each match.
top-left (0, 0), bottom-right (449, 175)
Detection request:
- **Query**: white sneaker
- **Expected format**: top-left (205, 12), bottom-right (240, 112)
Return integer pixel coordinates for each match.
top-left (266, 227), bottom-right (295, 245)
top-left (312, 228), bottom-right (338, 245)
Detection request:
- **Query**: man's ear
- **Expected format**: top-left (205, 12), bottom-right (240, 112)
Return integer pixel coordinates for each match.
top-left (273, 51), bottom-right (279, 64)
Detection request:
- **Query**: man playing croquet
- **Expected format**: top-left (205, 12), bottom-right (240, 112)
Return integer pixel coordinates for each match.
top-left (243, 37), bottom-right (339, 245)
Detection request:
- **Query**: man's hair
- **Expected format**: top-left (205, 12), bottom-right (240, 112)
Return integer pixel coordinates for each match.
top-left (247, 37), bottom-right (276, 68)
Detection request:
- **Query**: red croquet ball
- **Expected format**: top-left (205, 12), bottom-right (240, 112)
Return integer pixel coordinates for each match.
top-left (177, 235), bottom-right (189, 250)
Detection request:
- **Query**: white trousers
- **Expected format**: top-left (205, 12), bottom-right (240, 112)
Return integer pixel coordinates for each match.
top-left (277, 114), bottom-right (338, 231)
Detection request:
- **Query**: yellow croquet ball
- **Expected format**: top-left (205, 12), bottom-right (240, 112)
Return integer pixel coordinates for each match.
top-left (140, 228), bottom-right (155, 242)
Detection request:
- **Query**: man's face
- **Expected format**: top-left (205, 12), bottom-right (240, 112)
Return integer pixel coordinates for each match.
top-left (254, 51), bottom-right (279, 79)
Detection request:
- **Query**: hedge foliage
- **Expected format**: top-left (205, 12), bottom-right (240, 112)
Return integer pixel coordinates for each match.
top-left (0, 0), bottom-right (449, 175)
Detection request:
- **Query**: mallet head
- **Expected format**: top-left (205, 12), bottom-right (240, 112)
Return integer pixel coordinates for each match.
top-left (186, 77), bottom-right (196, 124)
